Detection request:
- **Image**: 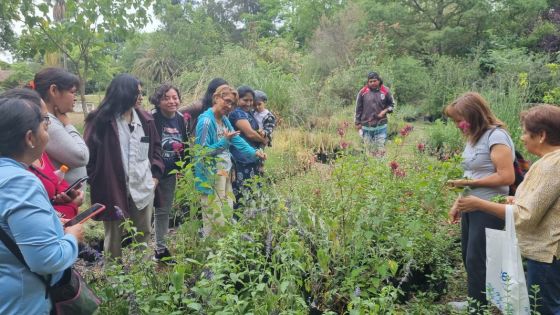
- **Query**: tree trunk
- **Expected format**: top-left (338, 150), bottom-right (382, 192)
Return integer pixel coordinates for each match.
top-left (78, 73), bottom-right (88, 119)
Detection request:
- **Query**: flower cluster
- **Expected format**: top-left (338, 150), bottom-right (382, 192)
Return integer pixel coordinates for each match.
top-left (389, 160), bottom-right (406, 177)
top-left (338, 121), bottom-right (350, 150)
top-left (417, 142), bottom-right (425, 153)
top-left (400, 124), bottom-right (414, 137)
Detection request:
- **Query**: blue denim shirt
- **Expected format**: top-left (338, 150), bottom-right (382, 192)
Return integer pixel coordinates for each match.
top-left (0, 157), bottom-right (79, 315)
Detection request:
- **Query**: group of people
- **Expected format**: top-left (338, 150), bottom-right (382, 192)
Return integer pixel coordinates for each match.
top-left (0, 68), bottom-right (275, 314)
top-left (444, 92), bottom-right (560, 315)
top-left (354, 71), bottom-right (559, 314)
top-left (1, 67), bottom-right (558, 315)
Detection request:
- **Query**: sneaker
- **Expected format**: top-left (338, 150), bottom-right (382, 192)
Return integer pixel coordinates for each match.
top-left (447, 301), bottom-right (468, 311)
top-left (153, 248), bottom-right (176, 265)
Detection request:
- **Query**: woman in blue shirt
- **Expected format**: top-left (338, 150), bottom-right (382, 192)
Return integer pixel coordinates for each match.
top-left (229, 86), bottom-right (268, 207)
top-left (0, 89), bottom-right (82, 315)
top-left (195, 85), bottom-right (266, 237)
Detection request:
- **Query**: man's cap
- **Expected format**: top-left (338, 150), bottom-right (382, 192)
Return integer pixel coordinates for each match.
top-left (367, 71), bottom-right (380, 80)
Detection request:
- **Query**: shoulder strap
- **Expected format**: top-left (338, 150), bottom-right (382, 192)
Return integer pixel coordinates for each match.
top-left (0, 227), bottom-right (27, 267)
top-left (0, 226), bottom-right (51, 294)
top-left (487, 127), bottom-right (516, 160)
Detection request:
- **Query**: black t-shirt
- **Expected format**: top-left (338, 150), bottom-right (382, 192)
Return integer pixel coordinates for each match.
top-left (154, 112), bottom-right (187, 175)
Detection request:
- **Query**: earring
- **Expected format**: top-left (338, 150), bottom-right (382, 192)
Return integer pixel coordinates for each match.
top-left (30, 144), bottom-right (35, 149)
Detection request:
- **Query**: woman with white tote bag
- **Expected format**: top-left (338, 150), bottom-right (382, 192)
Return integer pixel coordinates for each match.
top-left (456, 105), bottom-right (560, 315)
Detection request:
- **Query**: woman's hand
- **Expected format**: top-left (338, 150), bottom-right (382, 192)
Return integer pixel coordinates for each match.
top-left (448, 198), bottom-right (461, 224)
top-left (447, 179), bottom-right (473, 188)
top-left (256, 150), bottom-right (267, 160)
top-left (52, 192), bottom-right (73, 204)
top-left (71, 190), bottom-right (85, 206)
top-left (64, 223), bottom-right (84, 243)
top-left (224, 130), bottom-right (240, 140)
top-left (506, 196), bottom-right (515, 204)
top-left (455, 195), bottom-right (482, 213)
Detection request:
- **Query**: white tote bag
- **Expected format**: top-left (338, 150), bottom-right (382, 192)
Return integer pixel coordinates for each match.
top-left (485, 207), bottom-right (530, 314)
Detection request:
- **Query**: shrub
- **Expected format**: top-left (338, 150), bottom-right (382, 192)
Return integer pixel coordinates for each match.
top-left (425, 119), bottom-right (463, 159)
top-left (391, 55), bottom-right (430, 106)
top-left (422, 55), bottom-right (480, 119)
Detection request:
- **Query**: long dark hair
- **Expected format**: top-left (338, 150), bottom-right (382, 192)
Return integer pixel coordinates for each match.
top-left (0, 89), bottom-right (43, 157)
top-left (85, 74), bottom-right (140, 144)
top-left (202, 78), bottom-right (228, 111)
top-left (237, 85), bottom-right (255, 99)
top-left (149, 83), bottom-right (181, 111)
top-left (33, 67), bottom-right (80, 101)
top-left (1, 88), bottom-right (42, 106)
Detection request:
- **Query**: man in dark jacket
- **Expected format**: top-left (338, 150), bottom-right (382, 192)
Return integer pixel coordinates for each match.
top-left (355, 71), bottom-right (394, 152)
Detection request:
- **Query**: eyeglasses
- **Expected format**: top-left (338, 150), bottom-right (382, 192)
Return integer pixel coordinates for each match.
top-left (222, 98), bottom-right (234, 105)
top-left (42, 115), bottom-right (51, 126)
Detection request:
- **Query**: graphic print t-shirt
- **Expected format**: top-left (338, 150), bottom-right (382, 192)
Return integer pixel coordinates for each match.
top-left (160, 115), bottom-right (185, 174)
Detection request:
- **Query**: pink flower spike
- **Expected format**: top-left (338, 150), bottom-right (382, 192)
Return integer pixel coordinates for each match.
top-left (340, 141), bottom-right (349, 149)
top-left (417, 143), bottom-right (425, 152)
top-left (337, 128), bottom-right (345, 137)
top-left (390, 161), bottom-right (399, 170)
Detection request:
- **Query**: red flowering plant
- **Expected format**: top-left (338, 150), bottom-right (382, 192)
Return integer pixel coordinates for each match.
top-left (337, 121), bottom-right (351, 151)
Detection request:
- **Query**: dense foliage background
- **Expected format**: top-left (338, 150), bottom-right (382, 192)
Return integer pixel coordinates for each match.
top-left (2, 0), bottom-right (559, 313)
top-left (2, 0), bottom-right (560, 123)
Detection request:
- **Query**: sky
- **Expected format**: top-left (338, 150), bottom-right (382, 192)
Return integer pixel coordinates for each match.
top-left (0, 6), bottom-right (162, 64)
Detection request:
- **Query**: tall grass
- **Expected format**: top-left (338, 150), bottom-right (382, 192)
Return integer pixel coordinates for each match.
top-left (479, 75), bottom-right (532, 155)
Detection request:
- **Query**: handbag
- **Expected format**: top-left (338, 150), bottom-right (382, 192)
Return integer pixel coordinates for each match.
top-left (485, 207), bottom-right (530, 314)
top-left (0, 226), bottom-right (100, 315)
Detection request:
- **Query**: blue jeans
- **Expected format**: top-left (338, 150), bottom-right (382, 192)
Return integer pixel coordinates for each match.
top-left (362, 124), bottom-right (387, 150)
top-left (526, 257), bottom-right (560, 315)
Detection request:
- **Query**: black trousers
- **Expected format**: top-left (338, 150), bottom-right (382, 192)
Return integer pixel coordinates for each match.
top-left (461, 210), bottom-right (505, 306)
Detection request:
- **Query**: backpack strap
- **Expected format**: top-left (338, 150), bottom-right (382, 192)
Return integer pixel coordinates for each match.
top-left (0, 226), bottom-right (51, 297)
top-left (487, 127), bottom-right (515, 159)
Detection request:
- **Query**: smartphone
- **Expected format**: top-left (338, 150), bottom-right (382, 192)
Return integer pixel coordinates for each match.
top-left (63, 203), bottom-right (106, 227)
top-left (63, 176), bottom-right (89, 195)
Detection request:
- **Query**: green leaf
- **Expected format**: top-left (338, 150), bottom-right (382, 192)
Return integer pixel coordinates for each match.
top-left (280, 281), bottom-right (289, 293)
top-left (38, 3), bottom-right (49, 14)
top-left (187, 303), bottom-right (202, 311)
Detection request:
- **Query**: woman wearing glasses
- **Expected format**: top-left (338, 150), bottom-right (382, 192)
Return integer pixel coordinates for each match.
top-left (0, 89), bottom-right (83, 315)
top-left (195, 85), bottom-right (266, 237)
top-left (1, 89), bottom-right (84, 219)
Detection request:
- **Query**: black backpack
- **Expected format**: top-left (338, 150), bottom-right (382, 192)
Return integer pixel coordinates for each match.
top-left (510, 150), bottom-right (529, 196)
